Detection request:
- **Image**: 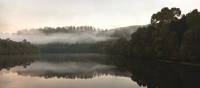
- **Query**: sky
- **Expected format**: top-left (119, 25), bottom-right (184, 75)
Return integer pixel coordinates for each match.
top-left (0, 0), bottom-right (200, 32)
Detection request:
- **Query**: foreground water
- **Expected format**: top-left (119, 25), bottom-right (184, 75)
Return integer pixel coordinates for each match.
top-left (0, 62), bottom-right (142, 88)
top-left (0, 54), bottom-right (145, 88)
top-left (0, 54), bottom-right (199, 88)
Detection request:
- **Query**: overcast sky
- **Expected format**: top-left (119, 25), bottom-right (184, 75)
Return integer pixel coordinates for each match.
top-left (0, 0), bottom-right (200, 32)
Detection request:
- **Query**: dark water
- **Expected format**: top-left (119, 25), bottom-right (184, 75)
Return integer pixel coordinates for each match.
top-left (0, 54), bottom-right (199, 88)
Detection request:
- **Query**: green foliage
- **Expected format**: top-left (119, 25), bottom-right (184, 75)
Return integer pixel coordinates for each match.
top-left (151, 7), bottom-right (181, 25)
top-left (0, 38), bottom-right (39, 55)
top-left (107, 7), bottom-right (200, 63)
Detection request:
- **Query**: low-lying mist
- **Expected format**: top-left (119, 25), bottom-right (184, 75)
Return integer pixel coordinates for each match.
top-left (0, 26), bottom-right (140, 44)
top-left (0, 31), bottom-right (115, 44)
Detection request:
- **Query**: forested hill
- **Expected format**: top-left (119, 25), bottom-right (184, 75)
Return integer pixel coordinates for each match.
top-left (107, 7), bottom-right (200, 63)
top-left (0, 38), bottom-right (39, 55)
top-left (12, 25), bottom-right (140, 53)
top-left (111, 25), bottom-right (143, 40)
top-left (16, 25), bottom-right (140, 39)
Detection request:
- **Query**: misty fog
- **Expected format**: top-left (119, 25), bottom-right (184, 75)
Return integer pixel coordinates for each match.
top-left (0, 30), bottom-right (116, 44)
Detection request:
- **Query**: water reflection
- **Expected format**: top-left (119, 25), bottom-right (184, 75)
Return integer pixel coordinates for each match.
top-left (0, 54), bottom-right (141, 88)
top-left (112, 57), bottom-right (200, 88)
top-left (0, 55), bottom-right (38, 70)
top-left (11, 61), bottom-right (131, 79)
top-left (0, 72), bottom-right (139, 88)
top-left (0, 54), bottom-right (199, 88)
top-left (38, 53), bottom-right (113, 64)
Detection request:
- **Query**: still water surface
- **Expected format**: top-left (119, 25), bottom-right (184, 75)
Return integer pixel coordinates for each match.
top-left (0, 54), bottom-right (145, 88)
top-left (0, 53), bottom-right (200, 88)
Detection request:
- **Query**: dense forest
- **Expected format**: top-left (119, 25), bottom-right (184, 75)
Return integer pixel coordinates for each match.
top-left (108, 7), bottom-right (200, 62)
top-left (0, 38), bottom-right (38, 55)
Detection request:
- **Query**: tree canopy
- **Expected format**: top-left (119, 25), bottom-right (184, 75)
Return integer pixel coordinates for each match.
top-left (0, 38), bottom-right (39, 55)
top-left (107, 7), bottom-right (200, 63)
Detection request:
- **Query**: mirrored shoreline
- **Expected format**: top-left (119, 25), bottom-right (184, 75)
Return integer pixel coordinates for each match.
top-left (0, 54), bottom-right (199, 88)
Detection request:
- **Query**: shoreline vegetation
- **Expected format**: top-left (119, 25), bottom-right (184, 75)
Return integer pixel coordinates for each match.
top-left (0, 7), bottom-right (200, 63)
top-left (106, 7), bottom-right (200, 63)
top-left (0, 38), bottom-right (39, 55)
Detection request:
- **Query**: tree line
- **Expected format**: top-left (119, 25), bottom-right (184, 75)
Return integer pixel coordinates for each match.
top-left (0, 38), bottom-right (39, 55)
top-left (17, 26), bottom-right (104, 35)
top-left (107, 7), bottom-right (200, 62)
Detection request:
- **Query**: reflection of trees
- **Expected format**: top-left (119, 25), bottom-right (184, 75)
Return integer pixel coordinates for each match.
top-left (113, 57), bottom-right (200, 88)
top-left (18, 71), bottom-right (130, 79)
top-left (39, 53), bottom-right (113, 65)
top-left (0, 55), bottom-right (38, 70)
top-left (4, 54), bottom-right (199, 88)
top-left (10, 54), bottom-right (130, 79)
top-left (15, 67), bottom-right (131, 79)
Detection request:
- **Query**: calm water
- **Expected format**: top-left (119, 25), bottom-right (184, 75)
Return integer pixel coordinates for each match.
top-left (0, 54), bottom-right (199, 88)
top-left (0, 54), bottom-right (144, 88)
